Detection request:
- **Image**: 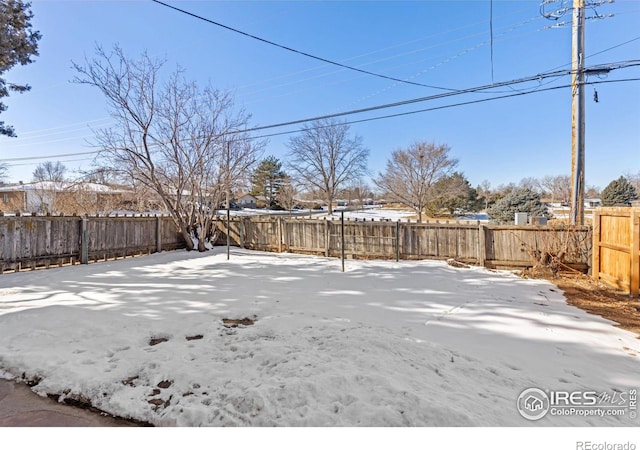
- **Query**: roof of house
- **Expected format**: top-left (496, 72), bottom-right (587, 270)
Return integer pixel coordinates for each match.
top-left (0, 181), bottom-right (129, 194)
top-left (236, 193), bottom-right (257, 200)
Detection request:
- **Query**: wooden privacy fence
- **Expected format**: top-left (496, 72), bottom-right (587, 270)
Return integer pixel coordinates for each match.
top-left (0, 214), bottom-right (595, 275)
top-left (0, 215), bottom-right (185, 273)
top-left (592, 207), bottom-right (640, 296)
top-left (217, 216), bottom-right (592, 271)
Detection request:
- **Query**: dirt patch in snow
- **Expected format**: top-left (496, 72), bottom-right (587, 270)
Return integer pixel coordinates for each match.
top-left (149, 337), bottom-right (169, 346)
top-left (222, 317), bottom-right (256, 328)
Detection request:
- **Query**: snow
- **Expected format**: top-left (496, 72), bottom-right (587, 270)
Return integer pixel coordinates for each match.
top-left (0, 248), bottom-right (638, 428)
top-left (327, 207), bottom-right (416, 222)
top-left (215, 206), bottom-right (418, 221)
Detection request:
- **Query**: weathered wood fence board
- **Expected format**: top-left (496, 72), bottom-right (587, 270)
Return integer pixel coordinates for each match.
top-left (0, 216), bottom-right (185, 272)
top-left (593, 207), bottom-right (640, 295)
top-left (218, 217), bottom-right (591, 270)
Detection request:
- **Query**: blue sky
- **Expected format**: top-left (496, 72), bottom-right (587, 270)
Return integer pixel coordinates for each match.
top-left (1, 0), bottom-right (638, 191)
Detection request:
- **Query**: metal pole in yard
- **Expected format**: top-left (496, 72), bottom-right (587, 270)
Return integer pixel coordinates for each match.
top-left (226, 141), bottom-right (231, 260)
top-left (341, 210), bottom-right (345, 272)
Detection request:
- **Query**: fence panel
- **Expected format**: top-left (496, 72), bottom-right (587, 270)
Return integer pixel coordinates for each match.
top-left (0, 215), bottom-right (185, 272)
top-left (486, 225), bottom-right (591, 270)
top-left (284, 219), bottom-right (326, 254)
top-left (327, 220), bottom-right (396, 259)
top-left (400, 222), bottom-right (479, 262)
top-left (0, 216), bottom-right (82, 272)
top-left (593, 207), bottom-right (640, 295)
top-left (86, 216), bottom-right (158, 261)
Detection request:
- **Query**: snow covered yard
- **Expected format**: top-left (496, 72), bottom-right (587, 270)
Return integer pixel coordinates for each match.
top-left (0, 249), bottom-right (638, 427)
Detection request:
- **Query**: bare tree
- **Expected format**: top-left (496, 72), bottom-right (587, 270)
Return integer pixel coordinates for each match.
top-left (286, 119), bottom-right (368, 215)
top-left (478, 179), bottom-right (493, 210)
top-left (344, 178), bottom-right (371, 210)
top-left (29, 161), bottom-right (68, 213)
top-left (625, 171), bottom-right (640, 196)
top-left (539, 175), bottom-right (571, 203)
top-left (585, 185), bottom-right (601, 199)
top-left (73, 45), bottom-right (262, 251)
top-left (518, 177), bottom-right (542, 193)
top-left (32, 161), bottom-right (67, 182)
top-left (277, 176), bottom-right (297, 215)
top-left (374, 141), bottom-right (457, 222)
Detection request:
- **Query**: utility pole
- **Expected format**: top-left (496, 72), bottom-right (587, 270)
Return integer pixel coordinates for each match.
top-left (570, 0), bottom-right (586, 226)
top-left (541, 0), bottom-right (614, 225)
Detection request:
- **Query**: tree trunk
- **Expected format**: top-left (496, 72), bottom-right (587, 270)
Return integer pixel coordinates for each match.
top-left (180, 228), bottom-right (195, 251)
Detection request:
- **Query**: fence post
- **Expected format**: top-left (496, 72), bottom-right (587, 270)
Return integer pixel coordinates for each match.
top-left (592, 209), bottom-right (601, 284)
top-left (341, 211), bottom-right (345, 272)
top-left (395, 221), bottom-right (400, 262)
top-left (240, 217), bottom-right (245, 249)
top-left (478, 224), bottom-right (487, 267)
top-left (325, 220), bottom-right (330, 257)
top-left (278, 217), bottom-right (283, 253)
top-left (80, 217), bottom-right (88, 264)
top-left (156, 215), bottom-right (163, 253)
top-left (632, 209), bottom-right (640, 296)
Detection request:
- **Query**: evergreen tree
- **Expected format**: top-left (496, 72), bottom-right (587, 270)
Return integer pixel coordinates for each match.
top-left (1, 0), bottom-right (41, 137)
top-left (601, 176), bottom-right (639, 206)
top-left (426, 172), bottom-right (482, 216)
top-left (487, 187), bottom-right (548, 223)
top-left (250, 156), bottom-right (287, 208)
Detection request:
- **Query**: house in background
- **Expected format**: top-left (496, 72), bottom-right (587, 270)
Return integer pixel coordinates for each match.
top-left (0, 181), bottom-right (130, 215)
top-left (584, 198), bottom-right (602, 208)
top-left (540, 198), bottom-right (565, 209)
top-left (236, 193), bottom-right (257, 209)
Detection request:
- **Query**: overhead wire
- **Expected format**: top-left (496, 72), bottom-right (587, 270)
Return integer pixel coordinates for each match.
top-left (2, 12), bottom-right (543, 147)
top-left (237, 15), bottom-right (544, 111)
top-left (490, 0), bottom-right (495, 83)
top-left (151, 0), bottom-right (485, 92)
top-left (5, 77), bottom-right (638, 168)
top-left (3, 63), bottom-right (637, 168)
top-left (0, 7), bottom-right (553, 146)
top-left (246, 77), bottom-right (640, 142)
top-left (235, 61), bottom-right (640, 135)
top-left (232, 5), bottom-right (538, 94)
top-left (5, 4), bottom-right (636, 154)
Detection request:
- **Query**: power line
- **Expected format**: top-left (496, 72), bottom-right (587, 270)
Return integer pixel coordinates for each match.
top-left (234, 9), bottom-right (540, 95)
top-left (2, 65), bottom-right (582, 162)
top-left (151, 0), bottom-right (468, 92)
top-left (247, 77), bottom-right (640, 141)
top-left (3, 73), bottom-right (636, 167)
top-left (1, 151), bottom-right (100, 162)
top-left (8, 30), bottom-right (635, 148)
top-left (239, 15), bottom-right (543, 103)
top-left (235, 61), bottom-right (640, 135)
top-left (4, 157), bottom-right (95, 168)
